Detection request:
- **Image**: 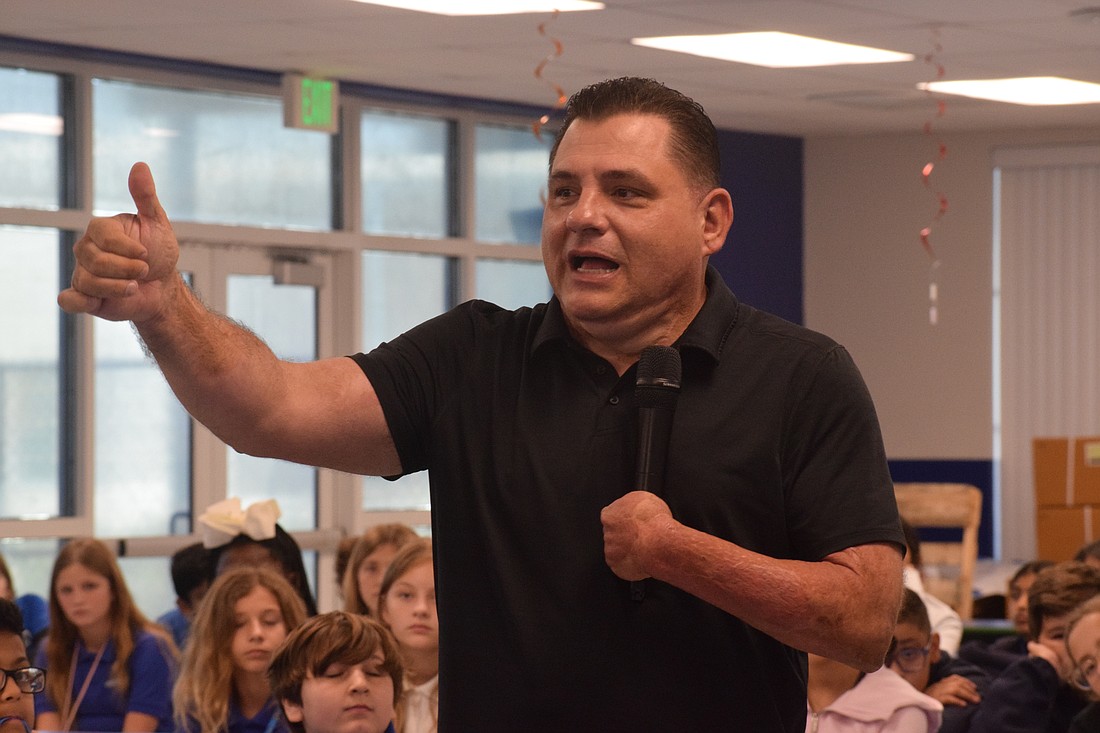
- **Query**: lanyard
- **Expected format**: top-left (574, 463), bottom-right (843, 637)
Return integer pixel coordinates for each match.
top-left (60, 641), bottom-right (107, 733)
top-left (0, 717), bottom-right (31, 733)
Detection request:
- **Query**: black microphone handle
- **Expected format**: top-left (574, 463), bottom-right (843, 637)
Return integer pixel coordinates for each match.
top-left (635, 403), bottom-right (675, 494)
top-left (631, 389), bottom-right (678, 602)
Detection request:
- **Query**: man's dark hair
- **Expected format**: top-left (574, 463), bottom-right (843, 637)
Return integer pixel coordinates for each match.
top-left (170, 542), bottom-right (213, 600)
top-left (0, 597), bottom-right (25, 637)
top-left (548, 77), bottom-right (721, 191)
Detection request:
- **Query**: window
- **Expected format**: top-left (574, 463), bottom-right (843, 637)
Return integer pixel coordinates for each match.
top-left (0, 67), bottom-right (62, 210)
top-left (93, 318), bottom-right (191, 537)
top-left (476, 258), bottom-right (551, 310)
top-left (0, 226), bottom-right (61, 519)
top-left (93, 79), bottom-right (331, 228)
top-left (0, 50), bottom-right (556, 614)
top-left (474, 123), bottom-right (550, 244)
top-left (361, 110), bottom-right (451, 238)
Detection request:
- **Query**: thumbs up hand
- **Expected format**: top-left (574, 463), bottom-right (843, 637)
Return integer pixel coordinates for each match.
top-left (58, 162), bottom-right (182, 324)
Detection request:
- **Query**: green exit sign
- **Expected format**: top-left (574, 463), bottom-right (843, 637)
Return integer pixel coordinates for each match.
top-left (283, 74), bottom-right (339, 133)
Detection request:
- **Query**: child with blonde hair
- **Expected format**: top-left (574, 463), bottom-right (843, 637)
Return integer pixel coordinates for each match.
top-left (174, 567), bottom-right (308, 733)
top-left (35, 538), bottom-right (177, 732)
top-left (377, 540), bottom-right (436, 733)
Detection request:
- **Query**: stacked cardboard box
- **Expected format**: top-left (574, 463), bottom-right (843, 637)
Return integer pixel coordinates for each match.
top-left (1034, 437), bottom-right (1100, 561)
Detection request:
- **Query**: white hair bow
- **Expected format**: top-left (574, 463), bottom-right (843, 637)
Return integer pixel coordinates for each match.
top-left (198, 497), bottom-right (282, 549)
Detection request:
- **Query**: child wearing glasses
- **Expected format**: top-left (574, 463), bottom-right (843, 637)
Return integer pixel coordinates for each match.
top-left (1064, 595), bottom-right (1100, 732)
top-left (888, 588), bottom-right (990, 733)
top-left (969, 561), bottom-right (1100, 733)
top-left (269, 612), bottom-right (404, 733)
top-left (807, 598), bottom-right (942, 733)
top-left (0, 597), bottom-right (43, 733)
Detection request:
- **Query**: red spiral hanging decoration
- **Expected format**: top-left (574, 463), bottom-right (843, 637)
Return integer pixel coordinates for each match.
top-left (532, 9), bottom-right (567, 141)
top-left (920, 30), bottom-right (948, 324)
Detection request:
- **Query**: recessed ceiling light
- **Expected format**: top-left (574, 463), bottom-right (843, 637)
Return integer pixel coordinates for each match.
top-left (920, 77), bottom-right (1100, 105)
top-left (631, 31), bottom-right (914, 68)
top-left (349, 0), bottom-right (603, 15)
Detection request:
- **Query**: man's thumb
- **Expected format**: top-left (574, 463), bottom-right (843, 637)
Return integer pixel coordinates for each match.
top-left (128, 161), bottom-right (168, 223)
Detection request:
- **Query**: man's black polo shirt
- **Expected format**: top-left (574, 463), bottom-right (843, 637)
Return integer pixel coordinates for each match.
top-left (353, 266), bottom-right (903, 732)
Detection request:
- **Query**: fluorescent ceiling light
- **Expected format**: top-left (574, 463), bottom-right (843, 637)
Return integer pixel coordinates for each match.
top-left (349, 0), bottom-right (604, 15)
top-left (0, 113), bottom-right (63, 135)
top-left (631, 31), bottom-right (914, 68)
top-left (920, 77), bottom-right (1100, 105)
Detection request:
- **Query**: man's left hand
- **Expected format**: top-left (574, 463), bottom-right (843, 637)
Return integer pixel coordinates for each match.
top-left (601, 491), bottom-right (673, 581)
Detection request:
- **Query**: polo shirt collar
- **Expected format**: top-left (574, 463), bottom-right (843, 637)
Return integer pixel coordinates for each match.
top-left (531, 264), bottom-right (740, 366)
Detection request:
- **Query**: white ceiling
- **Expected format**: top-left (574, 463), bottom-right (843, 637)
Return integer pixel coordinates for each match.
top-left (3, 0), bottom-right (1100, 136)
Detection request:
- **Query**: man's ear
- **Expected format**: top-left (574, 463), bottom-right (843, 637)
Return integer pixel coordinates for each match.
top-left (280, 698), bottom-right (304, 724)
top-left (699, 187), bottom-right (733, 257)
top-left (929, 632), bottom-right (942, 664)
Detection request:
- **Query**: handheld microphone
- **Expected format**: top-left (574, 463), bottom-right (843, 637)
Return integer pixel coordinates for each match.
top-left (631, 345), bottom-right (681, 601)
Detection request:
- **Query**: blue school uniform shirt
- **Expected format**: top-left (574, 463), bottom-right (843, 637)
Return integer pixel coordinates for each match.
top-left (35, 630), bottom-right (176, 731)
top-left (226, 699), bottom-right (287, 733)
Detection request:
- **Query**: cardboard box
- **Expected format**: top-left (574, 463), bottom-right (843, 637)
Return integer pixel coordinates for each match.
top-left (1036, 505), bottom-right (1096, 561)
top-left (1033, 436), bottom-right (1100, 507)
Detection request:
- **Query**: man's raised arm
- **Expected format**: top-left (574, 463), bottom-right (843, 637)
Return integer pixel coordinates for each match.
top-left (59, 162), bottom-right (400, 476)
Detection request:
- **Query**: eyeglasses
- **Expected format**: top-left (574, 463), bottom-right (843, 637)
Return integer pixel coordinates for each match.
top-left (886, 645), bottom-right (931, 674)
top-left (1072, 659), bottom-right (1099, 693)
top-left (0, 667), bottom-right (45, 694)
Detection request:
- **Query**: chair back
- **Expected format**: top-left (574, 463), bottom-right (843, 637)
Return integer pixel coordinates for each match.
top-left (894, 482), bottom-right (983, 620)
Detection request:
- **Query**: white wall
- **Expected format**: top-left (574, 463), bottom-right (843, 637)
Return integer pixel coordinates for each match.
top-left (805, 125), bottom-right (1100, 460)
top-left (805, 125), bottom-right (1100, 558)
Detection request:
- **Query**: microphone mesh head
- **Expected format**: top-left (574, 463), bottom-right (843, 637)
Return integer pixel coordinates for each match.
top-left (636, 345), bottom-right (681, 389)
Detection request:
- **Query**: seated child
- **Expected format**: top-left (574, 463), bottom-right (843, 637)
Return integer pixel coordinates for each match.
top-left (806, 650), bottom-right (942, 732)
top-left (889, 588), bottom-right (990, 733)
top-left (200, 498), bottom-right (318, 616)
top-left (36, 538), bottom-right (177, 732)
top-left (269, 611), bottom-right (404, 733)
top-left (1065, 595), bottom-right (1100, 732)
top-left (173, 567), bottom-right (308, 733)
top-left (156, 542), bottom-right (212, 650)
top-left (960, 559), bottom-right (1053, 676)
top-left (0, 597), bottom-right (41, 733)
top-left (969, 561), bottom-right (1100, 733)
top-left (901, 519), bottom-right (963, 656)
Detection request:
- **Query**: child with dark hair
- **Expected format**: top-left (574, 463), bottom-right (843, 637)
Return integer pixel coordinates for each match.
top-left (269, 612), bottom-right (403, 733)
top-left (899, 518), bottom-right (963, 656)
top-left (890, 588), bottom-right (990, 733)
top-left (1074, 540), bottom-right (1100, 570)
top-left (200, 499), bottom-right (318, 616)
top-left (960, 559), bottom-right (1055, 676)
top-left (969, 561), bottom-right (1100, 733)
top-left (0, 597), bottom-right (43, 733)
top-left (156, 542), bottom-right (212, 650)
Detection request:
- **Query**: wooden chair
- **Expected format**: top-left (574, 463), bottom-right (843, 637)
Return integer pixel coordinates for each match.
top-left (894, 482), bottom-right (983, 620)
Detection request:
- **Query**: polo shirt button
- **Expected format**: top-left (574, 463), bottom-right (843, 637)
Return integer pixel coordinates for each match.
top-left (609, 396), bottom-right (619, 405)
